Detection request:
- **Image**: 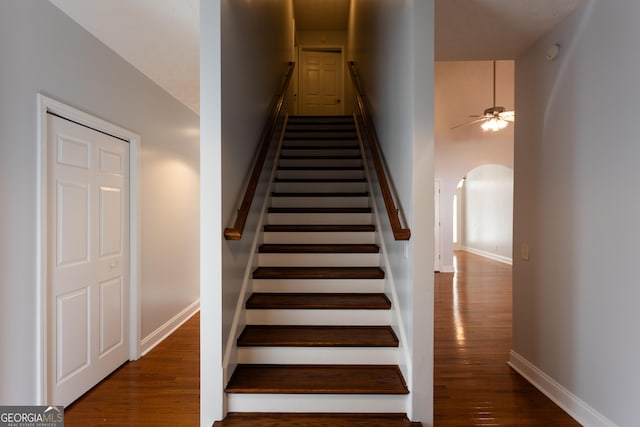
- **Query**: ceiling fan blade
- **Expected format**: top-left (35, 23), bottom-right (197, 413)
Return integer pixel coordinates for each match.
top-left (450, 116), bottom-right (488, 130)
top-left (499, 111), bottom-right (515, 122)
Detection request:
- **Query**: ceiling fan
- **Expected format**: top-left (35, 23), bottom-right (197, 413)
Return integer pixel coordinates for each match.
top-left (451, 61), bottom-right (515, 132)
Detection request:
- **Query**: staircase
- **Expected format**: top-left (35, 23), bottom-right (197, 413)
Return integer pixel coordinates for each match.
top-left (216, 116), bottom-right (419, 426)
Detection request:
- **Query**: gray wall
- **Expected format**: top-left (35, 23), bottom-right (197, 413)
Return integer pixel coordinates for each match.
top-left (0, 0), bottom-right (199, 404)
top-left (199, 0), bottom-right (294, 423)
top-left (513, 1), bottom-right (640, 425)
top-left (347, 0), bottom-right (434, 422)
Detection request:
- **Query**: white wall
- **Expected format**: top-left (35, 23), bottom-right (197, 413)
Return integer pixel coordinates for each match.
top-left (435, 61), bottom-right (514, 271)
top-left (459, 164), bottom-right (513, 263)
top-left (200, 0), bottom-right (295, 424)
top-left (347, 1), bottom-right (434, 423)
top-left (0, 1), bottom-right (199, 404)
top-left (512, 1), bottom-right (640, 426)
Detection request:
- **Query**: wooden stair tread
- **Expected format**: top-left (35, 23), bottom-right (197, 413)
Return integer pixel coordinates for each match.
top-left (288, 115), bottom-right (354, 121)
top-left (271, 192), bottom-right (368, 197)
top-left (237, 325), bottom-right (398, 347)
top-left (246, 293), bottom-right (391, 309)
top-left (214, 412), bottom-right (421, 426)
top-left (277, 166), bottom-right (363, 170)
top-left (279, 154), bottom-right (361, 159)
top-left (284, 135), bottom-right (357, 140)
top-left (225, 365), bottom-right (408, 394)
top-left (274, 178), bottom-right (366, 183)
top-left (282, 145), bottom-right (360, 150)
top-left (268, 207), bottom-right (371, 214)
top-left (286, 124), bottom-right (356, 130)
top-left (264, 224), bottom-right (375, 232)
top-left (259, 243), bottom-right (379, 253)
top-left (252, 266), bottom-right (384, 279)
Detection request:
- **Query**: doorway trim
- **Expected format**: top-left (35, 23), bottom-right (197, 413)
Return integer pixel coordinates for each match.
top-left (296, 44), bottom-right (345, 116)
top-left (36, 94), bottom-right (141, 404)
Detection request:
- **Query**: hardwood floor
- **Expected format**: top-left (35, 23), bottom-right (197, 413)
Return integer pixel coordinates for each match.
top-left (434, 251), bottom-right (581, 426)
top-left (65, 251), bottom-right (581, 426)
top-left (63, 313), bottom-right (199, 426)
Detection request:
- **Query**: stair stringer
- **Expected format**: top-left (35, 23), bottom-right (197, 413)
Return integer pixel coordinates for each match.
top-left (221, 116), bottom-right (289, 387)
top-left (354, 116), bottom-right (413, 402)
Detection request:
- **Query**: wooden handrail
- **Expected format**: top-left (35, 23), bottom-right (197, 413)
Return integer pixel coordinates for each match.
top-left (224, 62), bottom-right (295, 240)
top-left (347, 61), bottom-right (411, 240)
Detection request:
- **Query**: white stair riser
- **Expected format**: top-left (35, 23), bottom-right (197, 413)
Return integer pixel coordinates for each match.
top-left (263, 231), bottom-right (376, 244)
top-left (274, 181), bottom-right (367, 193)
top-left (252, 278), bottom-right (385, 293)
top-left (279, 158), bottom-right (362, 168)
top-left (280, 148), bottom-right (361, 157)
top-left (258, 252), bottom-right (380, 267)
top-left (227, 394), bottom-right (407, 413)
top-left (277, 169), bottom-right (364, 180)
top-left (267, 213), bottom-right (372, 225)
top-left (237, 347), bottom-right (398, 365)
top-left (246, 309), bottom-right (391, 325)
top-left (271, 196), bottom-right (369, 208)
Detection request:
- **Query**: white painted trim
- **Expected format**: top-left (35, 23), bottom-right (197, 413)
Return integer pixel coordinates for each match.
top-left (140, 301), bottom-right (200, 356)
top-left (434, 180), bottom-right (441, 272)
top-left (36, 93), bottom-right (141, 404)
top-left (462, 246), bottom-right (512, 265)
top-left (439, 265), bottom-right (455, 273)
top-left (508, 351), bottom-right (618, 427)
top-left (227, 393), bottom-right (407, 413)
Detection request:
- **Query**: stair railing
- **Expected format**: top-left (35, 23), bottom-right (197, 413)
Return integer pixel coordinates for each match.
top-left (224, 62), bottom-right (295, 240)
top-left (347, 61), bottom-right (411, 241)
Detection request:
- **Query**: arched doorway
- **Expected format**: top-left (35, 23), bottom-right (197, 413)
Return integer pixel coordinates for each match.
top-left (453, 164), bottom-right (513, 265)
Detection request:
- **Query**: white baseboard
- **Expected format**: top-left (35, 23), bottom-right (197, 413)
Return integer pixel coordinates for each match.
top-left (462, 246), bottom-right (512, 265)
top-left (508, 351), bottom-right (618, 427)
top-left (438, 265), bottom-right (454, 273)
top-left (140, 299), bottom-right (200, 356)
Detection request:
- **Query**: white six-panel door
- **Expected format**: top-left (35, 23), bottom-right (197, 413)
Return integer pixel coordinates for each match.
top-left (300, 50), bottom-right (342, 116)
top-left (47, 113), bottom-right (129, 406)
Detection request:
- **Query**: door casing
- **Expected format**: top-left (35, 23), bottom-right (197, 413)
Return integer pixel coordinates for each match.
top-left (36, 94), bottom-right (141, 404)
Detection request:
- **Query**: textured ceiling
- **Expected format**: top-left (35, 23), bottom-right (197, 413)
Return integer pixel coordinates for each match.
top-left (48, 0), bottom-right (583, 114)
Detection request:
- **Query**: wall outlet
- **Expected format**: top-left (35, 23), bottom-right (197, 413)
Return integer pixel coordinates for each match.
top-left (520, 243), bottom-right (530, 261)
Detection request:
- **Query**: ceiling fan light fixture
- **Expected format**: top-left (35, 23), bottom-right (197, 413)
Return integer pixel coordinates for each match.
top-left (481, 117), bottom-right (509, 132)
top-left (450, 61), bottom-right (515, 132)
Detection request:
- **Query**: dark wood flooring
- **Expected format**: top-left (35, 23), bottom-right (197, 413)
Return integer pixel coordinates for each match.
top-left (63, 312), bottom-right (199, 426)
top-left (64, 251), bottom-right (581, 426)
top-left (434, 251), bottom-right (581, 426)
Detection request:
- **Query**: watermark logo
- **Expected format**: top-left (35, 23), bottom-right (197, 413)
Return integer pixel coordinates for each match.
top-left (0, 406), bottom-right (64, 427)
